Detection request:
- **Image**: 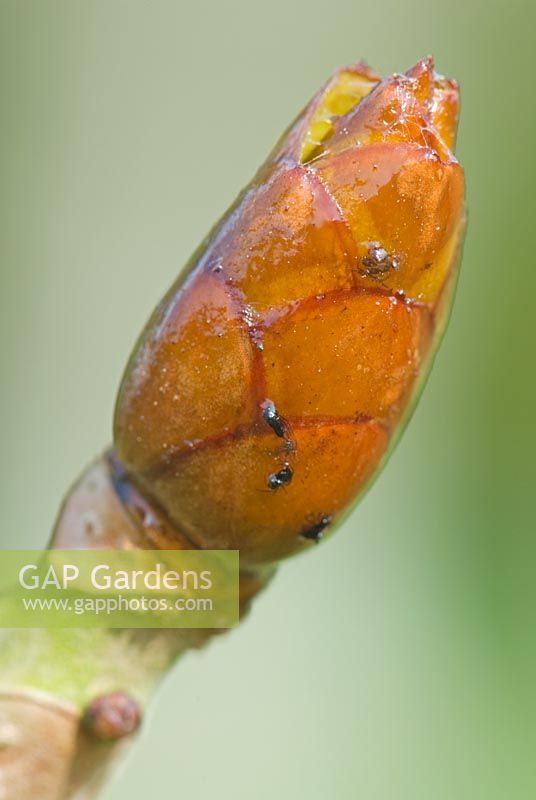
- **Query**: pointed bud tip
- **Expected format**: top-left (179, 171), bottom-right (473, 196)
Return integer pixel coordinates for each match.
top-left (406, 55), bottom-right (435, 79)
top-left (406, 57), bottom-right (460, 152)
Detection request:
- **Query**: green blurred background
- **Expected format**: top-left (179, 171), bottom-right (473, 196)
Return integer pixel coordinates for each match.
top-left (1, 1), bottom-right (535, 797)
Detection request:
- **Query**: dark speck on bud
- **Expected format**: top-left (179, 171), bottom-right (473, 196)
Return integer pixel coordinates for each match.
top-left (261, 400), bottom-right (287, 439)
top-left (267, 464), bottom-right (293, 490)
top-left (361, 243), bottom-right (399, 277)
top-left (301, 515), bottom-right (333, 543)
top-left (83, 691), bottom-right (141, 741)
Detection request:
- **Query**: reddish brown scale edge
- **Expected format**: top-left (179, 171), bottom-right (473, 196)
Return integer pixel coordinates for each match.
top-left (129, 281), bottom-right (434, 483)
top-left (130, 420), bottom-right (390, 563)
top-left (139, 412), bottom-right (384, 482)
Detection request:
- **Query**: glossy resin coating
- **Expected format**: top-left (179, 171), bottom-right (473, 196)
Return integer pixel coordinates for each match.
top-left (114, 58), bottom-right (465, 565)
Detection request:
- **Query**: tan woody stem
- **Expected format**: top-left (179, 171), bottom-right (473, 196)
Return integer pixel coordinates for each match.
top-left (0, 627), bottom-right (190, 800)
top-left (0, 619), bottom-right (186, 798)
top-left (0, 454), bottom-right (272, 799)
